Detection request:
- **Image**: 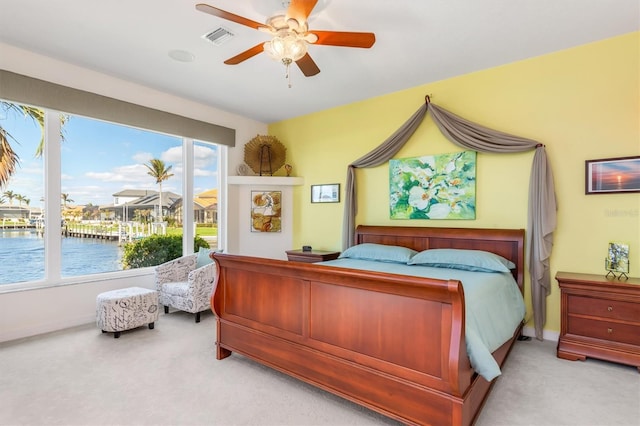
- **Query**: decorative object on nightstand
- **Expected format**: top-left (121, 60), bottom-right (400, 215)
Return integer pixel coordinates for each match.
top-left (286, 249), bottom-right (340, 263)
top-left (605, 241), bottom-right (629, 279)
top-left (556, 271), bottom-right (640, 371)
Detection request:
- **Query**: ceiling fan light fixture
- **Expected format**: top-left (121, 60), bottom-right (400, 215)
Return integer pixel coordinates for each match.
top-left (286, 17), bottom-right (301, 32)
top-left (265, 13), bottom-right (287, 30)
top-left (263, 31), bottom-right (307, 63)
top-left (195, 2), bottom-right (376, 83)
top-left (304, 33), bottom-right (319, 43)
top-left (263, 31), bottom-right (307, 88)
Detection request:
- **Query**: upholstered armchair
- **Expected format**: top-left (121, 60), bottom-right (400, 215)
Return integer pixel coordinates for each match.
top-left (154, 251), bottom-right (216, 323)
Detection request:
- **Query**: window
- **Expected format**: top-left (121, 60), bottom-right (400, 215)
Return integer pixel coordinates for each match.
top-left (0, 101), bottom-right (46, 284)
top-left (60, 114), bottom-right (183, 278)
top-left (193, 140), bottom-right (219, 248)
top-left (0, 100), bottom-right (222, 287)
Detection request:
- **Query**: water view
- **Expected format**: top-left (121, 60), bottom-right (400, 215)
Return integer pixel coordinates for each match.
top-left (0, 229), bottom-right (122, 285)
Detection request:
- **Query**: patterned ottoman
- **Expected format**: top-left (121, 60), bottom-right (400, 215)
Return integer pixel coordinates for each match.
top-left (96, 287), bottom-right (159, 338)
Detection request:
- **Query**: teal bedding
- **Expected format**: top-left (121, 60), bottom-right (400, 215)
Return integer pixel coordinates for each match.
top-left (319, 258), bottom-right (525, 381)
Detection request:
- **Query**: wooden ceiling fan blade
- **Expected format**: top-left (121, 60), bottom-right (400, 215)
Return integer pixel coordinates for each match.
top-left (224, 43), bottom-right (265, 65)
top-left (195, 3), bottom-right (265, 30)
top-left (296, 53), bottom-right (320, 77)
top-left (287, 0), bottom-right (318, 24)
top-left (310, 31), bottom-right (376, 48)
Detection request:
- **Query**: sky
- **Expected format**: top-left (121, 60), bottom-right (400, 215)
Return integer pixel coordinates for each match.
top-left (1, 104), bottom-right (219, 208)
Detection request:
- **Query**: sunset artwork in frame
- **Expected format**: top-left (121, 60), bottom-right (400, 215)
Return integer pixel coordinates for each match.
top-left (585, 156), bottom-right (640, 194)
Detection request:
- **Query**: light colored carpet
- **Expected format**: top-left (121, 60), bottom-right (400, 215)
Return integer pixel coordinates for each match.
top-left (1, 310), bottom-right (638, 426)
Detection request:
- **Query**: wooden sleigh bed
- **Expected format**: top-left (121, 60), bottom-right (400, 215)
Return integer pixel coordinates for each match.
top-left (211, 226), bottom-right (525, 426)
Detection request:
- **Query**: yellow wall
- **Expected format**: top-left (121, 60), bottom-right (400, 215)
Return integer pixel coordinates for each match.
top-left (269, 32), bottom-right (640, 335)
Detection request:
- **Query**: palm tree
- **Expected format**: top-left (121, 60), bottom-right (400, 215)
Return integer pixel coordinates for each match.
top-left (15, 194), bottom-right (25, 206)
top-left (144, 159), bottom-right (174, 221)
top-left (82, 203), bottom-right (99, 220)
top-left (3, 190), bottom-right (16, 205)
top-left (61, 193), bottom-right (74, 208)
top-left (0, 101), bottom-right (67, 189)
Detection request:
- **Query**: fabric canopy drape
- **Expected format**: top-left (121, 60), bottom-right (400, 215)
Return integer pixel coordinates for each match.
top-left (341, 98), bottom-right (557, 340)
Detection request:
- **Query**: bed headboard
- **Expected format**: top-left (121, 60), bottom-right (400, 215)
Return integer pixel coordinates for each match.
top-left (354, 225), bottom-right (525, 291)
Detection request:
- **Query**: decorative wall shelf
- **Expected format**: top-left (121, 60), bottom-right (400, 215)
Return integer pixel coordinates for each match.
top-left (228, 176), bottom-right (304, 186)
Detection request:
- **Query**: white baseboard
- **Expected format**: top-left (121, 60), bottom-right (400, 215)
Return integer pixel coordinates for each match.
top-left (0, 314), bottom-right (95, 344)
top-left (522, 325), bottom-right (559, 342)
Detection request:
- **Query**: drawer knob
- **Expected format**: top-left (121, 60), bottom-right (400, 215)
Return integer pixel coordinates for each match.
top-left (607, 306), bottom-right (613, 312)
top-left (607, 328), bottom-right (613, 333)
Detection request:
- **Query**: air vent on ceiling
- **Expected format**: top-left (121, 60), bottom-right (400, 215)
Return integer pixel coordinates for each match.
top-left (202, 27), bottom-right (234, 46)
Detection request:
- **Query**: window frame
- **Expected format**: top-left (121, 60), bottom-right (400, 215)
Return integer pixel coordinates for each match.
top-left (0, 104), bottom-right (225, 292)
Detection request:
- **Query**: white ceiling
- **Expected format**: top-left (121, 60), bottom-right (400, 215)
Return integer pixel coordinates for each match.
top-left (0, 0), bottom-right (638, 123)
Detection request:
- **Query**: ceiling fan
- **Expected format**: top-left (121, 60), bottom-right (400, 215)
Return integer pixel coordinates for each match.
top-left (195, 1), bottom-right (376, 86)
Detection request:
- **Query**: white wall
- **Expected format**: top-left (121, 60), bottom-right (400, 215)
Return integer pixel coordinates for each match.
top-left (0, 43), bottom-right (268, 343)
top-left (0, 273), bottom-right (155, 342)
top-left (226, 178), bottom-right (304, 259)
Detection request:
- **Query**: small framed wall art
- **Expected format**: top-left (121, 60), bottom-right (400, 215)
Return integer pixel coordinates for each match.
top-left (585, 155), bottom-right (640, 194)
top-left (311, 184), bottom-right (340, 203)
top-left (251, 190), bottom-right (281, 232)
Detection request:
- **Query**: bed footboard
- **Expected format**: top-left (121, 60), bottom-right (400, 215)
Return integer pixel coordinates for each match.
top-left (211, 253), bottom-right (478, 425)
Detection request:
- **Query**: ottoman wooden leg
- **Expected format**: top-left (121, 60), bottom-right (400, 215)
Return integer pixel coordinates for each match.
top-left (149, 322), bottom-right (155, 330)
top-left (114, 331), bottom-right (121, 339)
top-left (164, 306), bottom-right (169, 314)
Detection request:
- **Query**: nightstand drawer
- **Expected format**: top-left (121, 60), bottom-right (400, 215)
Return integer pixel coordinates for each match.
top-left (568, 316), bottom-right (640, 346)
top-left (567, 295), bottom-right (640, 322)
top-left (557, 272), bottom-right (640, 368)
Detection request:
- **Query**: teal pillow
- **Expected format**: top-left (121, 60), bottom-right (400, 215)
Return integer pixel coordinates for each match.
top-left (338, 243), bottom-right (417, 264)
top-left (196, 247), bottom-right (213, 268)
top-left (408, 249), bottom-right (515, 272)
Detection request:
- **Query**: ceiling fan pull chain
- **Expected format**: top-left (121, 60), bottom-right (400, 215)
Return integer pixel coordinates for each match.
top-left (285, 61), bottom-right (292, 88)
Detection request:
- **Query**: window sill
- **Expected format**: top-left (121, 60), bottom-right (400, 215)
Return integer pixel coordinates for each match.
top-left (0, 268), bottom-right (155, 294)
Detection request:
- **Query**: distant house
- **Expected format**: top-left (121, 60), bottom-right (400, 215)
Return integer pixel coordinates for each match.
top-left (100, 189), bottom-right (181, 222)
top-left (99, 189), bottom-right (216, 224)
top-left (113, 189), bottom-right (154, 207)
top-left (0, 204), bottom-right (31, 221)
top-left (172, 189), bottom-right (218, 225)
top-left (62, 205), bottom-right (84, 222)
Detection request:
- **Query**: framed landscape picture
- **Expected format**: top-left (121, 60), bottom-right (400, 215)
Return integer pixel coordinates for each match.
top-left (585, 156), bottom-right (640, 194)
top-left (311, 184), bottom-right (340, 203)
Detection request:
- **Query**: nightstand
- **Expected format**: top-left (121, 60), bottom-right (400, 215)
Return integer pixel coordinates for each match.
top-left (556, 271), bottom-right (640, 371)
top-left (285, 249), bottom-right (340, 263)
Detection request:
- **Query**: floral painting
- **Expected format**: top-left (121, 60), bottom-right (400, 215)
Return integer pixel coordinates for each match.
top-left (251, 191), bottom-right (282, 232)
top-left (389, 151), bottom-right (476, 220)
